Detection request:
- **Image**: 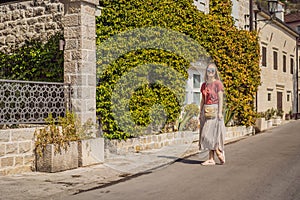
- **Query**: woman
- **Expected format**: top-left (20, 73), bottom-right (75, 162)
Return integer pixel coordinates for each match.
top-left (199, 62), bottom-right (226, 165)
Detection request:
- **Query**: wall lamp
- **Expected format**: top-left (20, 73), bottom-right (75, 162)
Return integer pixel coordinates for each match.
top-left (254, 0), bottom-right (282, 31)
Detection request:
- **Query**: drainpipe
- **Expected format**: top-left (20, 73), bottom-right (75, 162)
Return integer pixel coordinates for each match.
top-left (250, 0), bottom-right (258, 111)
top-left (296, 37), bottom-right (299, 113)
top-left (249, 0), bottom-right (253, 31)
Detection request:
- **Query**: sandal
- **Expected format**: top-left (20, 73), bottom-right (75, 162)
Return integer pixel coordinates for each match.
top-left (201, 160), bottom-right (216, 166)
top-left (217, 151), bottom-right (225, 165)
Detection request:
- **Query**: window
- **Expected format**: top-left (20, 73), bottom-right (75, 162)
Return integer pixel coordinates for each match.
top-left (283, 55), bottom-right (286, 72)
top-left (273, 51), bottom-right (278, 70)
top-left (193, 0), bottom-right (209, 13)
top-left (268, 93), bottom-right (271, 101)
top-left (297, 25), bottom-right (300, 33)
top-left (193, 74), bottom-right (200, 88)
top-left (287, 94), bottom-right (290, 102)
top-left (193, 92), bottom-right (200, 105)
top-left (262, 47), bottom-right (267, 67)
top-left (290, 57), bottom-right (294, 74)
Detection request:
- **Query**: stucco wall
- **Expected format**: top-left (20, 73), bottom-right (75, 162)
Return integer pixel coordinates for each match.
top-left (257, 17), bottom-right (297, 115)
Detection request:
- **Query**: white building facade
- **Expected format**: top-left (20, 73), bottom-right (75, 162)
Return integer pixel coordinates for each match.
top-left (232, 0), bottom-right (299, 116)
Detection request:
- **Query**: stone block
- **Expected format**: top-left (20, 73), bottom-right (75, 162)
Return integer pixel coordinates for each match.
top-left (0, 144), bottom-right (5, 157)
top-left (36, 141), bottom-right (78, 173)
top-left (78, 138), bottom-right (104, 167)
top-left (167, 133), bottom-right (174, 139)
top-left (11, 10), bottom-right (21, 20)
top-left (5, 35), bottom-right (15, 44)
top-left (163, 141), bottom-right (170, 146)
top-left (64, 26), bottom-right (81, 39)
top-left (158, 135), bottom-right (162, 142)
top-left (0, 22), bottom-right (5, 30)
top-left (25, 8), bottom-right (34, 17)
top-left (1, 157), bottom-right (14, 167)
top-left (45, 22), bottom-right (57, 30)
top-left (24, 155), bottom-right (35, 166)
top-left (154, 143), bottom-right (161, 149)
top-left (65, 39), bottom-right (78, 50)
top-left (62, 14), bottom-right (79, 27)
top-left (35, 23), bottom-right (45, 33)
top-left (135, 145), bottom-right (141, 152)
top-left (5, 143), bottom-right (18, 155)
top-left (0, 36), bottom-right (5, 45)
top-left (64, 60), bottom-right (78, 74)
top-left (15, 156), bottom-right (24, 166)
top-left (68, 2), bottom-right (81, 14)
top-left (19, 141), bottom-right (33, 154)
top-left (152, 135), bottom-right (158, 142)
top-left (0, 166), bottom-right (32, 176)
top-left (64, 52), bottom-right (72, 62)
top-left (71, 51), bottom-right (82, 60)
top-left (33, 7), bottom-right (45, 16)
top-left (27, 18), bottom-right (38, 25)
top-left (146, 136), bottom-right (152, 143)
top-left (80, 39), bottom-right (94, 49)
top-left (11, 129), bottom-right (34, 141)
top-left (0, 131), bottom-right (10, 142)
top-left (2, 12), bottom-right (11, 21)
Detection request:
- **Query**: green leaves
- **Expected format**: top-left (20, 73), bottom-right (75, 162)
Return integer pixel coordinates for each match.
top-left (0, 33), bottom-right (64, 82)
top-left (97, 0), bottom-right (260, 139)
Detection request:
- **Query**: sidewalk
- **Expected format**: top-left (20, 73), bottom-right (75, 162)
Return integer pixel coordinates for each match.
top-left (0, 132), bottom-right (250, 200)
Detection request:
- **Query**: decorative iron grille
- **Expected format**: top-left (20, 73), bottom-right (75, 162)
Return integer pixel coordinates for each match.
top-left (0, 79), bottom-right (71, 125)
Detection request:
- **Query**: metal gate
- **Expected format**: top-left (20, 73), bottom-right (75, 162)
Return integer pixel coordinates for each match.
top-left (0, 79), bottom-right (71, 125)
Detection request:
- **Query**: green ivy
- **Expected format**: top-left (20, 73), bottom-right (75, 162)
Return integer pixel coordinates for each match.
top-left (96, 0), bottom-right (260, 139)
top-left (0, 33), bottom-right (64, 82)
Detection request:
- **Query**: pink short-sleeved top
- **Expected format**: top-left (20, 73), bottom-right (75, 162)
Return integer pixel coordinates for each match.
top-left (200, 80), bottom-right (224, 105)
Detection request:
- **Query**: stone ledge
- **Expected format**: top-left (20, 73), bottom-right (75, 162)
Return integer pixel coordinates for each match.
top-left (105, 126), bottom-right (254, 158)
top-left (0, 165), bottom-right (32, 176)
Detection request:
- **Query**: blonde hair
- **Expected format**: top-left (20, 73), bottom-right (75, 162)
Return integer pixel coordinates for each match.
top-left (204, 62), bottom-right (221, 82)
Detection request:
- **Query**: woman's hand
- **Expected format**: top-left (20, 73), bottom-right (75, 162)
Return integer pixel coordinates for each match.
top-left (218, 113), bottom-right (223, 120)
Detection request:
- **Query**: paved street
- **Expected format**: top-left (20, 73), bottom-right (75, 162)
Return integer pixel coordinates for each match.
top-left (66, 121), bottom-right (300, 200)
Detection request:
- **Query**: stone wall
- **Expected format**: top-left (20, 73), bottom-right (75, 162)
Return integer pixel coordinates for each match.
top-left (105, 132), bottom-right (196, 157)
top-left (105, 126), bottom-right (254, 158)
top-left (0, 128), bottom-right (35, 175)
top-left (225, 126), bottom-right (254, 141)
top-left (0, 0), bottom-right (64, 53)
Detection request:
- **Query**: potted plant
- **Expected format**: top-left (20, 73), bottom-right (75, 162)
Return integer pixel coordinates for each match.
top-left (34, 112), bottom-right (103, 172)
top-left (285, 110), bottom-right (291, 120)
top-left (264, 108), bottom-right (276, 128)
top-left (273, 109), bottom-right (283, 126)
top-left (255, 112), bottom-right (267, 132)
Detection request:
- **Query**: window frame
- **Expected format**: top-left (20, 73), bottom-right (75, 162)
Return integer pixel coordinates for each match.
top-left (262, 46), bottom-right (267, 67)
top-left (273, 50), bottom-right (278, 70)
top-left (290, 57), bottom-right (294, 74)
top-left (267, 93), bottom-right (271, 101)
top-left (283, 54), bottom-right (286, 72)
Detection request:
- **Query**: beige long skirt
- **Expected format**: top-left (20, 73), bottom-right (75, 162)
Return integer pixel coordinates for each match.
top-left (199, 104), bottom-right (226, 151)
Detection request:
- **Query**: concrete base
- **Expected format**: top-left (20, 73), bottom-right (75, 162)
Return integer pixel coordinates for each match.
top-left (78, 138), bottom-right (104, 167)
top-left (267, 120), bottom-right (273, 129)
top-left (272, 117), bottom-right (282, 126)
top-left (255, 118), bottom-right (267, 132)
top-left (36, 141), bottom-right (78, 173)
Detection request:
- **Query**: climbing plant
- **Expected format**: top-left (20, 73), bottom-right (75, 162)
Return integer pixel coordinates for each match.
top-left (0, 33), bottom-right (64, 82)
top-left (96, 0), bottom-right (260, 139)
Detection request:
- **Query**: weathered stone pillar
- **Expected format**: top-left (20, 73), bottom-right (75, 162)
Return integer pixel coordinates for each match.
top-left (62, 0), bottom-right (98, 126)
